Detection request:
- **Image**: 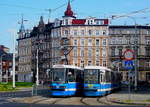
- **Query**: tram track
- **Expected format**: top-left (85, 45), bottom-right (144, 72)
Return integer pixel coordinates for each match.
top-left (80, 97), bottom-right (90, 105)
top-left (97, 97), bottom-right (110, 105)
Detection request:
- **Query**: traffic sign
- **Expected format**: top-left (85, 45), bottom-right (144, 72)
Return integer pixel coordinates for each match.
top-left (123, 49), bottom-right (135, 60)
top-left (124, 60), bottom-right (134, 70)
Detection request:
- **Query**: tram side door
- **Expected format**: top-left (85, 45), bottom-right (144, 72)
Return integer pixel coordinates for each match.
top-left (99, 70), bottom-right (104, 92)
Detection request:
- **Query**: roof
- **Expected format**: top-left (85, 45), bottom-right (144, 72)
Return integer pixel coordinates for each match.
top-left (53, 64), bottom-right (83, 70)
top-left (84, 66), bottom-right (111, 71)
top-left (110, 25), bottom-right (150, 29)
top-left (72, 19), bottom-right (86, 25)
top-left (64, 0), bottom-right (74, 17)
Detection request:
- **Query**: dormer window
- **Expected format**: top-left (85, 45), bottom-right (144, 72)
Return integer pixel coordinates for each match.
top-left (65, 19), bottom-right (69, 25)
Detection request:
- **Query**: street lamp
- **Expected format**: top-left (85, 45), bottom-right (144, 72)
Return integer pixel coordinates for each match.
top-left (8, 29), bottom-right (16, 88)
top-left (36, 48), bottom-right (39, 86)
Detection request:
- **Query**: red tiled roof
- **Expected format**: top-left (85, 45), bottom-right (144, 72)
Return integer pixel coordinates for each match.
top-left (72, 19), bottom-right (86, 25)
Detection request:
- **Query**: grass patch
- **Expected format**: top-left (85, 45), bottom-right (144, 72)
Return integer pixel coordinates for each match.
top-left (0, 82), bottom-right (34, 92)
top-left (144, 99), bottom-right (150, 102)
top-left (123, 100), bottom-right (133, 103)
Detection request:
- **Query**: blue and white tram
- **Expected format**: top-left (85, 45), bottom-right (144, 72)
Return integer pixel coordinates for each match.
top-left (50, 65), bottom-right (83, 96)
top-left (83, 66), bottom-right (121, 96)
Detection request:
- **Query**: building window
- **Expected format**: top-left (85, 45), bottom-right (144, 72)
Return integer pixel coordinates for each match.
top-left (80, 38), bottom-right (84, 46)
top-left (96, 39), bottom-right (99, 46)
top-left (145, 37), bottom-right (150, 45)
top-left (96, 60), bottom-right (99, 66)
top-left (126, 37), bottom-right (130, 44)
top-left (81, 60), bottom-right (84, 67)
top-left (74, 30), bottom-right (78, 36)
top-left (88, 38), bottom-right (92, 46)
top-left (111, 47), bottom-right (115, 56)
top-left (146, 72), bottom-right (150, 81)
top-left (102, 30), bottom-right (106, 35)
top-left (80, 48), bottom-right (84, 57)
top-left (96, 30), bottom-right (100, 35)
top-left (88, 47), bottom-right (92, 58)
top-left (74, 39), bottom-right (78, 46)
top-left (102, 60), bottom-right (106, 66)
top-left (102, 39), bottom-right (107, 46)
top-left (145, 61), bottom-right (150, 68)
top-left (102, 47), bottom-right (106, 57)
top-left (88, 30), bottom-right (92, 36)
top-left (73, 47), bottom-right (78, 57)
top-left (81, 30), bottom-right (85, 36)
top-left (95, 48), bottom-right (99, 58)
top-left (111, 37), bottom-right (116, 44)
top-left (88, 61), bottom-right (92, 66)
top-left (65, 19), bottom-right (68, 25)
top-left (73, 58), bottom-right (78, 66)
top-left (119, 48), bottom-right (122, 57)
top-left (118, 37), bottom-right (122, 44)
top-left (145, 47), bottom-right (150, 56)
top-left (64, 30), bottom-right (69, 35)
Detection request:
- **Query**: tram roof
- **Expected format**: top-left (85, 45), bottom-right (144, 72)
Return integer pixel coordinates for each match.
top-left (84, 66), bottom-right (111, 71)
top-left (53, 64), bottom-right (83, 70)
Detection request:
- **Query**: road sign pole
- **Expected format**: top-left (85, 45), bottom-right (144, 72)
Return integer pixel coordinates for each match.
top-left (128, 70), bottom-right (131, 101)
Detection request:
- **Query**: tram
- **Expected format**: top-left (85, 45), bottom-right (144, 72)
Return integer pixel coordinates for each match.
top-left (49, 65), bottom-right (83, 96)
top-left (83, 66), bottom-right (121, 96)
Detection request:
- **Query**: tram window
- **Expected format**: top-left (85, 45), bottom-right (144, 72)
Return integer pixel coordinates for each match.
top-left (105, 71), bottom-right (111, 82)
top-left (67, 69), bottom-right (76, 82)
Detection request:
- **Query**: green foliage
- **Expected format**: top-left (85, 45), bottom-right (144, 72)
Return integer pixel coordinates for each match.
top-left (0, 82), bottom-right (33, 92)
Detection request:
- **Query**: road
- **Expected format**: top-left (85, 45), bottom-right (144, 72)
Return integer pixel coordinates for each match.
top-left (0, 102), bottom-right (147, 107)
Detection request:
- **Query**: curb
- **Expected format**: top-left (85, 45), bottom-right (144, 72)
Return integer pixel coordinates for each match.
top-left (109, 100), bottom-right (150, 106)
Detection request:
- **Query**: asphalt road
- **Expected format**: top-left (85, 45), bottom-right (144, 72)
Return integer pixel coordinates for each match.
top-left (0, 102), bottom-right (147, 107)
top-left (0, 91), bottom-right (32, 98)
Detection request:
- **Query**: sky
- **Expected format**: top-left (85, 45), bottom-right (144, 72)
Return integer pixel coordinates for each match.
top-left (0, 0), bottom-right (150, 52)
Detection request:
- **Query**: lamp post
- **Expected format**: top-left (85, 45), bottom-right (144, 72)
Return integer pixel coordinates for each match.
top-left (8, 29), bottom-right (16, 88)
top-left (36, 48), bottom-right (39, 86)
top-left (12, 31), bottom-right (16, 88)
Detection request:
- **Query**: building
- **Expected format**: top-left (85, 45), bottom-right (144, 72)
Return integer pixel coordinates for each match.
top-left (109, 25), bottom-right (150, 82)
top-left (0, 45), bottom-right (13, 82)
top-left (17, 0), bottom-right (150, 83)
top-left (17, 17), bottom-right (32, 82)
top-left (51, 0), bottom-right (109, 67)
top-left (17, 16), bottom-right (53, 82)
top-left (30, 16), bottom-right (53, 83)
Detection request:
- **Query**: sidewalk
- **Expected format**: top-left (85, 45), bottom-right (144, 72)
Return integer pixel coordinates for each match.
top-left (106, 88), bottom-right (150, 106)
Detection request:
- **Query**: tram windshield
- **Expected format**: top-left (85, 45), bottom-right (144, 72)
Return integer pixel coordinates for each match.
top-left (52, 68), bottom-right (65, 83)
top-left (84, 69), bottom-right (99, 84)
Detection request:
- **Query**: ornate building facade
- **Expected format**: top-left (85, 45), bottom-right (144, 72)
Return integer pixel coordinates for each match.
top-left (51, 0), bottom-right (109, 67)
top-left (109, 26), bottom-right (150, 82)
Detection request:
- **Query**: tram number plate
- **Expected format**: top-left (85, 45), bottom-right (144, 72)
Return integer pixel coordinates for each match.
top-left (88, 84), bottom-right (93, 87)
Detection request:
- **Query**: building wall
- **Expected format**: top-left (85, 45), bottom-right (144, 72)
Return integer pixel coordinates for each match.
top-left (18, 37), bottom-right (32, 82)
top-left (109, 26), bottom-right (150, 82)
top-left (51, 25), bottom-right (109, 68)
